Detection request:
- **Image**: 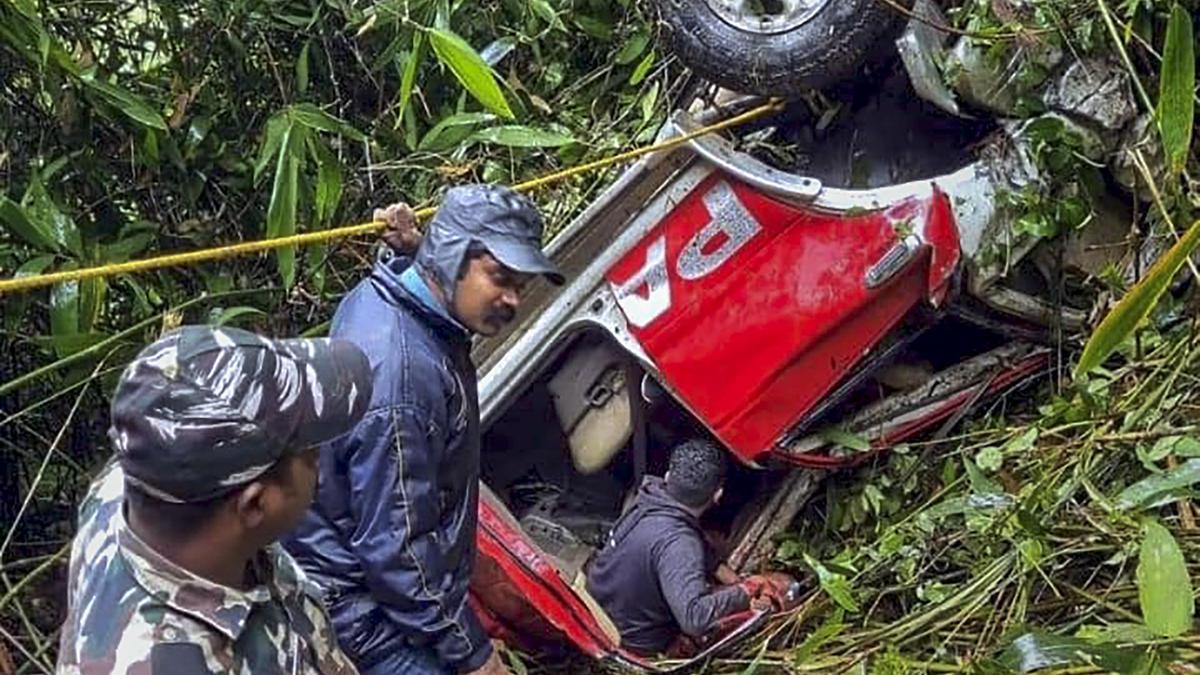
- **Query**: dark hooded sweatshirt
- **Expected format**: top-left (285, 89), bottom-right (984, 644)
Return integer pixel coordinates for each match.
top-left (586, 477), bottom-right (749, 655)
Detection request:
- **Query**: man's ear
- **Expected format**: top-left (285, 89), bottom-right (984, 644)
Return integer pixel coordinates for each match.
top-left (234, 482), bottom-right (268, 530)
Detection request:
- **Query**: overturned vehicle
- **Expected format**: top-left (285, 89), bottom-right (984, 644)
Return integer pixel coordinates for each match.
top-left (467, 0), bottom-right (1149, 669)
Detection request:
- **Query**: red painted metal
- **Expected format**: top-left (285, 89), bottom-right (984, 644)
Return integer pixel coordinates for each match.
top-left (471, 493), bottom-right (649, 667)
top-left (606, 175), bottom-right (961, 464)
top-left (771, 350), bottom-right (1050, 468)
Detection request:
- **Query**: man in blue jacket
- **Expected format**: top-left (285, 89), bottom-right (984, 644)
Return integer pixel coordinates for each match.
top-left (285, 186), bottom-right (564, 675)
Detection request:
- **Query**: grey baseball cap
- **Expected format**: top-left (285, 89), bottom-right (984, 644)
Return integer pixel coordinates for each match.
top-left (109, 326), bottom-right (373, 503)
top-left (415, 184), bottom-right (565, 299)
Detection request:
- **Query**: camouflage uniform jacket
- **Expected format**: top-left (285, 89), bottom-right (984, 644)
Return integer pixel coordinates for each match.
top-left (56, 463), bottom-right (359, 675)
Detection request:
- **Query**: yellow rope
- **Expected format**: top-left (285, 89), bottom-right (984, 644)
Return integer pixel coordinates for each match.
top-left (0, 101), bottom-right (783, 296)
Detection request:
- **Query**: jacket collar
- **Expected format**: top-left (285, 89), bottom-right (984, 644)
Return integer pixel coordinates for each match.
top-left (371, 255), bottom-right (470, 343)
top-left (116, 507), bottom-right (281, 642)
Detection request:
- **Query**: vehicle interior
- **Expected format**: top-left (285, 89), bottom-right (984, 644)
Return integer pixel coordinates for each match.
top-left (478, 310), bottom-right (1033, 586)
top-left (480, 327), bottom-right (771, 584)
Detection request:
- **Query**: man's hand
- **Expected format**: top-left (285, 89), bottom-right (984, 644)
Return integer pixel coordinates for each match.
top-left (376, 202), bottom-right (420, 254)
top-left (739, 572), bottom-right (800, 612)
top-left (464, 646), bottom-right (512, 675)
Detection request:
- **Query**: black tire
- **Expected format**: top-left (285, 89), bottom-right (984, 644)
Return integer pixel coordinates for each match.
top-left (653, 0), bottom-right (914, 96)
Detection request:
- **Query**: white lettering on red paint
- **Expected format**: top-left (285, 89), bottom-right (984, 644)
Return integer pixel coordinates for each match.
top-left (612, 181), bottom-right (761, 328)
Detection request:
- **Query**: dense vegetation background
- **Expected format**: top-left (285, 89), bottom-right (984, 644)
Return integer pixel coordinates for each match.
top-left (1, 0), bottom-right (1199, 673)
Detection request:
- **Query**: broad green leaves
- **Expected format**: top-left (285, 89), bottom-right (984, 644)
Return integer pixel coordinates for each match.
top-left (82, 78), bottom-right (168, 131)
top-left (1076, 219), bottom-right (1200, 376)
top-left (266, 126), bottom-right (302, 287)
top-left (0, 196), bottom-right (60, 252)
top-left (257, 105), bottom-right (361, 286)
top-left (1117, 458), bottom-right (1200, 511)
top-left (1157, 5), bottom-right (1194, 175)
top-left (803, 554), bottom-right (859, 613)
top-left (428, 27), bottom-right (513, 120)
top-left (470, 125), bottom-right (575, 148)
top-left (395, 31), bottom-right (424, 129)
top-left (1137, 520), bottom-right (1194, 637)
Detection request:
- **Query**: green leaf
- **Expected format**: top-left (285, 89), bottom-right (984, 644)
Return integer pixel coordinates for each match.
top-left (24, 176), bottom-right (82, 256)
top-left (976, 446), bottom-right (1004, 472)
top-left (288, 104), bottom-right (366, 141)
top-left (791, 611), bottom-right (845, 663)
top-left (255, 115), bottom-right (290, 181)
top-left (530, 0), bottom-right (564, 30)
top-left (210, 306), bottom-right (268, 327)
top-left (0, 195), bottom-right (59, 251)
top-left (1075, 622), bottom-right (1159, 644)
top-left (427, 27), bottom-right (514, 119)
top-left (309, 138), bottom-right (343, 224)
top-left (5, 254), bottom-right (55, 331)
top-left (102, 233), bottom-right (155, 264)
top-left (640, 81), bottom-right (660, 124)
top-left (1121, 459), bottom-right (1200, 512)
top-left (964, 457), bottom-right (1005, 495)
top-left (418, 112), bottom-right (494, 152)
top-left (615, 30), bottom-right (650, 65)
top-left (82, 79), bottom-right (168, 130)
top-left (1076, 219), bottom-right (1200, 376)
top-left (574, 14), bottom-right (613, 41)
top-left (817, 428), bottom-right (871, 452)
top-left (470, 125), bottom-right (576, 148)
top-left (50, 279), bottom-right (80, 344)
top-left (803, 554), bottom-right (859, 613)
top-left (266, 126), bottom-right (303, 288)
top-left (394, 32), bottom-right (424, 130)
top-left (1145, 435), bottom-right (1200, 462)
top-left (296, 40), bottom-right (311, 96)
top-left (997, 629), bottom-right (1158, 673)
top-left (1157, 5), bottom-right (1194, 175)
top-left (1137, 520), bottom-right (1193, 637)
top-left (630, 48), bottom-right (655, 86)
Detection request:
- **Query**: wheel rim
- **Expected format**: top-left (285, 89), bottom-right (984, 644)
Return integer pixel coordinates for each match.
top-left (703, 0), bottom-right (834, 34)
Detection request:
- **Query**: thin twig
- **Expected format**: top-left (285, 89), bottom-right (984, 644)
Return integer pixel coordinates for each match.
top-left (0, 357), bottom-right (101, 561)
top-left (0, 623), bottom-right (49, 675)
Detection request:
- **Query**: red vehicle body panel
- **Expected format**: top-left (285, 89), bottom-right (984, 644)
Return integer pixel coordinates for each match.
top-left (472, 492), bottom-right (640, 665)
top-left (605, 175), bottom-right (961, 463)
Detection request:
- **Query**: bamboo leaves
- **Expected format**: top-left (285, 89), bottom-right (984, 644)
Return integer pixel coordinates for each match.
top-left (1137, 520), bottom-right (1194, 637)
top-left (1075, 218), bottom-right (1200, 376)
top-left (428, 27), bottom-right (514, 120)
top-left (1157, 5), bottom-right (1194, 175)
top-left (257, 105), bottom-right (362, 287)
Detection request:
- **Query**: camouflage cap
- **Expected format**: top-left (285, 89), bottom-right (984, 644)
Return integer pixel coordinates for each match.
top-left (109, 326), bottom-right (372, 503)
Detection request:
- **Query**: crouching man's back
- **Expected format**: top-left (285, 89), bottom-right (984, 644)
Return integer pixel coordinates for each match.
top-left (586, 441), bottom-right (750, 656)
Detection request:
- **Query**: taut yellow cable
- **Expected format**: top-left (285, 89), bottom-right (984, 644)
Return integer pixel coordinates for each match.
top-left (0, 100), bottom-right (782, 296)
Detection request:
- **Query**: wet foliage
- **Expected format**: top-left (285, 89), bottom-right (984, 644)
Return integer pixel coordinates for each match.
top-left (2, 0), bottom-right (1200, 673)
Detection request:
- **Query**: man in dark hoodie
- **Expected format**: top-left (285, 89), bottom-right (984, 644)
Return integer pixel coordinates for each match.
top-left (285, 186), bottom-right (564, 675)
top-left (586, 439), bottom-right (795, 656)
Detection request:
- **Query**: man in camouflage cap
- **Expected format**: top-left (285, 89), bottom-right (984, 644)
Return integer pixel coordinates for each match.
top-left (56, 325), bottom-right (373, 675)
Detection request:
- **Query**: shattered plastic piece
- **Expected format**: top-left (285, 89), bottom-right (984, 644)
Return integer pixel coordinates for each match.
top-left (947, 37), bottom-right (1062, 115)
top-left (1044, 58), bottom-right (1136, 131)
top-left (896, 0), bottom-right (963, 117)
